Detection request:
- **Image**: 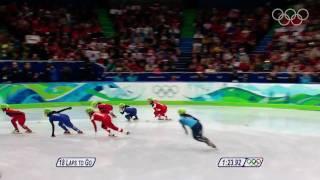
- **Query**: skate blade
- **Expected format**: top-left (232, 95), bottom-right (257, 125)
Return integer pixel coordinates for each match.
top-left (12, 132), bottom-right (22, 134)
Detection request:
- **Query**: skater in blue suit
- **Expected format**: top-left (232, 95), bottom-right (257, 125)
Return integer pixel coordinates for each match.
top-left (44, 107), bottom-right (83, 137)
top-left (178, 109), bottom-right (216, 148)
top-left (119, 103), bottom-right (139, 121)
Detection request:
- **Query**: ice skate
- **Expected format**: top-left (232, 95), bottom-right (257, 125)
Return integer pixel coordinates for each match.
top-left (25, 129), bottom-right (32, 133)
top-left (208, 142), bottom-right (217, 149)
top-left (12, 129), bottom-right (20, 134)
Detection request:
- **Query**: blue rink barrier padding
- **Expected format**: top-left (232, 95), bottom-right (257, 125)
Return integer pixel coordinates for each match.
top-left (102, 72), bottom-right (319, 83)
top-left (0, 61), bottom-right (319, 83)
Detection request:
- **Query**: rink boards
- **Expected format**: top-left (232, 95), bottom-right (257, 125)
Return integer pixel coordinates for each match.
top-left (1, 82), bottom-right (320, 110)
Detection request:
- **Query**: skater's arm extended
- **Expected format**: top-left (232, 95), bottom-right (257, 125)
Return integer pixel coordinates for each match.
top-left (120, 105), bottom-right (130, 114)
top-left (110, 112), bottom-right (117, 118)
top-left (50, 120), bottom-right (55, 137)
top-left (119, 106), bottom-right (125, 114)
top-left (181, 124), bottom-right (188, 135)
top-left (55, 107), bottom-right (72, 114)
top-left (91, 120), bottom-right (97, 132)
top-left (48, 107), bottom-right (72, 116)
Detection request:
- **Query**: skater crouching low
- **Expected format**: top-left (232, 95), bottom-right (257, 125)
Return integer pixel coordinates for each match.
top-left (44, 107), bottom-right (83, 137)
top-left (178, 109), bottom-right (216, 148)
top-left (1, 104), bottom-right (32, 134)
top-left (119, 103), bottom-right (139, 121)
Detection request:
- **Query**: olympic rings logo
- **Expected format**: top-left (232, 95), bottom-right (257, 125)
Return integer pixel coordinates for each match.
top-left (152, 85), bottom-right (179, 98)
top-left (272, 8), bottom-right (309, 26)
top-left (246, 158), bottom-right (263, 167)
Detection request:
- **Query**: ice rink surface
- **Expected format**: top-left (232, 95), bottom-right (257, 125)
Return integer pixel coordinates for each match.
top-left (0, 106), bottom-right (320, 180)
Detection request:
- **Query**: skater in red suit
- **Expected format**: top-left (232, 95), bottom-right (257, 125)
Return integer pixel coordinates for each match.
top-left (86, 108), bottom-right (129, 136)
top-left (91, 101), bottom-right (117, 118)
top-left (1, 104), bottom-right (32, 134)
top-left (147, 98), bottom-right (169, 120)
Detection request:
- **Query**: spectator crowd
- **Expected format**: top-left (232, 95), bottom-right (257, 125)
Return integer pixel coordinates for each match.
top-left (191, 7), bottom-right (271, 73)
top-left (107, 4), bottom-right (181, 72)
top-left (0, 1), bottom-right (319, 83)
top-left (188, 0), bottom-right (320, 83)
top-left (266, 2), bottom-right (320, 76)
top-left (0, 61), bottom-right (99, 82)
top-left (0, 2), bottom-right (102, 61)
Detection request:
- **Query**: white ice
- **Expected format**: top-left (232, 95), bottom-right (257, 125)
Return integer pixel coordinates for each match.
top-left (0, 106), bottom-right (320, 180)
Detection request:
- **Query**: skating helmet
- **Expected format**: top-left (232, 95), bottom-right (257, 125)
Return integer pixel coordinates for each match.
top-left (147, 98), bottom-right (153, 104)
top-left (86, 107), bottom-right (94, 114)
top-left (0, 104), bottom-right (9, 110)
top-left (178, 109), bottom-right (186, 115)
top-left (90, 101), bottom-right (98, 108)
top-left (44, 109), bottom-right (52, 115)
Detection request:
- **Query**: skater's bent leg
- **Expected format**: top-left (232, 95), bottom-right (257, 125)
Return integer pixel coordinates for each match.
top-left (69, 125), bottom-right (80, 132)
top-left (64, 120), bottom-right (80, 132)
top-left (192, 131), bottom-right (216, 147)
top-left (159, 110), bottom-right (168, 120)
top-left (108, 123), bottom-right (129, 134)
top-left (17, 117), bottom-right (31, 132)
top-left (162, 107), bottom-right (168, 119)
top-left (101, 124), bottom-right (110, 132)
top-left (132, 110), bottom-right (138, 120)
top-left (70, 126), bottom-right (82, 134)
top-left (125, 114), bottom-right (131, 121)
top-left (192, 124), bottom-right (211, 144)
top-left (58, 122), bottom-right (68, 132)
top-left (101, 124), bottom-right (113, 135)
top-left (72, 126), bottom-right (80, 132)
top-left (108, 123), bottom-right (122, 132)
top-left (70, 125), bottom-right (82, 133)
top-left (21, 125), bottom-right (32, 132)
top-left (194, 135), bottom-right (209, 143)
top-left (11, 118), bottom-right (19, 131)
top-left (17, 117), bottom-right (26, 126)
top-left (154, 111), bottom-right (160, 118)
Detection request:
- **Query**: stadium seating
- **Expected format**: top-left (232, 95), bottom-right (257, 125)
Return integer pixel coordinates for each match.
top-left (0, 1), bottom-right (319, 83)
